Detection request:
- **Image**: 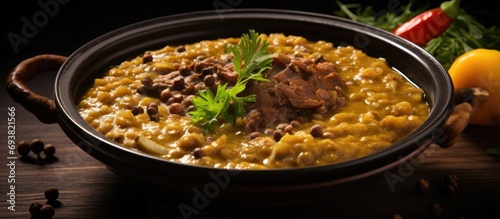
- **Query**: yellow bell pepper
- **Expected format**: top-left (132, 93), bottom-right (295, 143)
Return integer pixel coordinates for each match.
top-left (448, 48), bottom-right (500, 126)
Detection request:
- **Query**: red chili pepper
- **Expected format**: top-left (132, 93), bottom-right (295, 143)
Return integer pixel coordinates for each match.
top-left (392, 0), bottom-right (461, 46)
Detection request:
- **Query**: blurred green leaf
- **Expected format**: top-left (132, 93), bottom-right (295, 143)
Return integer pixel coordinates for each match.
top-left (486, 146), bottom-right (500, 157)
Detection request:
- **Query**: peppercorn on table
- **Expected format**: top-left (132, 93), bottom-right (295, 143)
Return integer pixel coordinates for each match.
top-left (1, 72), bottom-right (499, 219)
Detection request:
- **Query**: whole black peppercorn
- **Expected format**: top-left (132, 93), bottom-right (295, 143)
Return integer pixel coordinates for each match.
top-left (29, 202), bottom-right (43, 216)
top-left (322, 132), bottom-right (335, 139)
top-left (149, 113), bottom-right (160, 122)
top-left (264, 129), bottom-right (274, 135)
top-left (192, 148), bottom-right (205, 159)
top-left (203, 75), bottom-right (215, 87)
top-left (169, 103), bottom-right (185, 115)
top-left (39, 204), bottom-right (55, 219)
top-left (444, 174), bottom-right (459, 194)
top-left (428, 202), bottom-right (443, 218)
top-left (390, 213), bottom-right (403, 219)
top-left (113, 134), bottom-right (125, 144)
top-left (284, 125), bottom-right (294, 135)
top-left (147, 106), bottom-right (158, 115)
top-left (276, 123), bottom-right (288, 131)
top-left (43, 144), bottom-right (56, 157)
top-left (173, 77), bottom-right (185, 89)
top-left (160, 88), bottom-right (172, 102)
top-left (44, 187), bottom-right (59, 202)
top-left (290, 120), bottom-right (301, 128)
top-left (176, 45), bottom-right (186, 53)
top-left (445, 183), bottom-right (458, 194)
top-left (30, 139), bottom-right (45, 154)
top-left (310, 124), bottom-right (323, 138)
top-left (444, 174), bottom-right (458, 185)
top-left (273, 130), bottom-right (284, 142)
top-left (136, 85), bottom-right (148, 95)
top-left (142, 76), bottom-right (154, 89)
top-left (249, 132), bottom-right (262, 140)
top-left (131, 106), bottom-right (144, 115)
top-left (171, 93), bottom-right (184, 103)
top-left (416, 178), bottom-right (430, 193)
top-left (147, 106), bottom-right (159, 116)
top-left (179, 66), bottom-right (191, 76)
top-left (17, 140), bottom-right (30, 156)
top-left (142, 53), bottom-right (153, 64)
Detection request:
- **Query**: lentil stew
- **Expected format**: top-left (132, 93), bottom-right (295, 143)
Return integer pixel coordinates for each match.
top-left (77, 33), bottom-right (429, 169)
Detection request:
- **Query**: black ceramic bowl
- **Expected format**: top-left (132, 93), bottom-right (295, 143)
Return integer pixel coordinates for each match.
top-left (7, 9), bottom-right (453, 206)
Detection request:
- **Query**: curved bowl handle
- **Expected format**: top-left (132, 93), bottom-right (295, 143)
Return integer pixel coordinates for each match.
top-left (6, 54), bottom-right (67, 124)
top-left (437, 87), bottom-right (489, 148)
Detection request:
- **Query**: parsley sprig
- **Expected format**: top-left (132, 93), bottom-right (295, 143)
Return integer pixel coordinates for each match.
top-left (334, 0), bottom-right (500, 69)
top-left (424, 9), bottom-right (500, 69)
top-left (189, 30), bottom-right (274, 130)
top-left (334, 0), bottom-right (426, 31)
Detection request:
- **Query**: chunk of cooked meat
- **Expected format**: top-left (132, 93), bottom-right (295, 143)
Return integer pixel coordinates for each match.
top-left (242, 54), bottom-right (346, 132)
top-left (147, 53), bottom-right (346, 133)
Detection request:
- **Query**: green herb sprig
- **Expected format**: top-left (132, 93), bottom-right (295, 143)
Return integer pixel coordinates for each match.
top-left (486, 146), bottom-right (500, 157)
top-left (189, 30), bottom-right (274, 131)
top-left (334, 0), bottom-right (500, 69)
top-left (334, 0), bottom-right (426, 31)
top-left (424, 9), bottom-right (500, 69)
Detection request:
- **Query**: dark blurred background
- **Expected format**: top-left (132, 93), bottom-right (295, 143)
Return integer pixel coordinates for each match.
top-left (1, 0), bottom-right (498, 79)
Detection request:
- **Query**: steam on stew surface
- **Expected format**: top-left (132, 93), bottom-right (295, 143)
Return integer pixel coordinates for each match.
top-left (77, 31), bottom-right (429, 169)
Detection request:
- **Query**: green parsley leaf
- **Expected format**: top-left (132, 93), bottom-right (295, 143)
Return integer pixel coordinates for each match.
top-left (189, 29), bottom-right (274, 131)
top-left (486, 146), bottom-right (500, 157)
top-left (334, 0), bottom-right (500, 69)
top-left (425, 9), bottom-right (500, 69)
top-left (334, 0), bottom-right (426, 32)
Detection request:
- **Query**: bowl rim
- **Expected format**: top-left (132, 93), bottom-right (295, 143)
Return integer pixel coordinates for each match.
top-left (54, 8), bottom-right (454, 184)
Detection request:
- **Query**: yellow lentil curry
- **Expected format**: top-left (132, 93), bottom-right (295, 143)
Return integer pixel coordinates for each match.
top-left (77, 33), bottom-right (429, 169)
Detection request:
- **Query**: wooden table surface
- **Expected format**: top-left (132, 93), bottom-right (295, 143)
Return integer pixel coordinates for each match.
top-left (1, 64), bottom-right (499, 219)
